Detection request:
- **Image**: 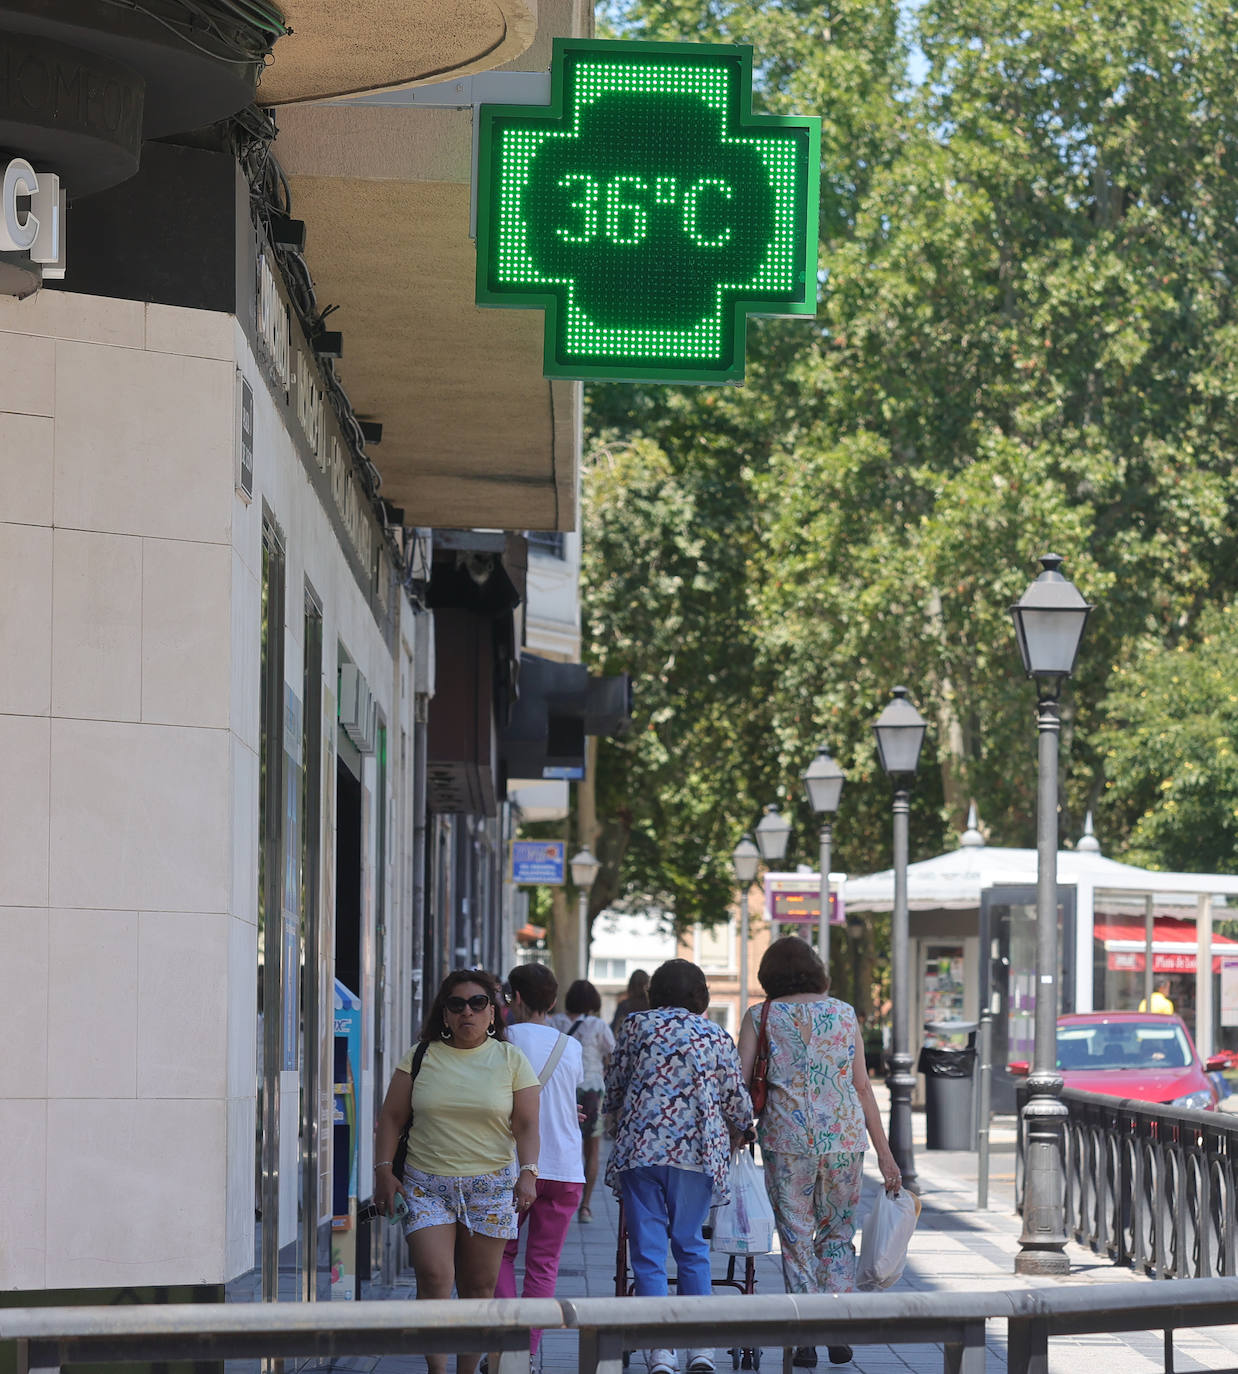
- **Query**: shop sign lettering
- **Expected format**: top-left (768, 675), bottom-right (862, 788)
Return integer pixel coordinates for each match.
top-left (1, 157), bottom-right (66, 276)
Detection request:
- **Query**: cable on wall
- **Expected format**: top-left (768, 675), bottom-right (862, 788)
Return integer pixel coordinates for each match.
top-left (98, 0), bottom-right (289, 65)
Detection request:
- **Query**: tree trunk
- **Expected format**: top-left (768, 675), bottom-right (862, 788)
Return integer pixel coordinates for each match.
top-left (926, 588), bottom-right (969, 832)
top-left (548, 885), bottom-right (576, 987)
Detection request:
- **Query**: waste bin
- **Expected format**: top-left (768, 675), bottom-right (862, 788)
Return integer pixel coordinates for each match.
top-left (918, 1020), bottom-right (978, 1151)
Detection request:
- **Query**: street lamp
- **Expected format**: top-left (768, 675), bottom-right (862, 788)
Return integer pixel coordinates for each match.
top-left (1010, 553), bottom-right (1092, 1276)
top-left (570, 846), bottom-right (601, 981)
top-left (802, 746), bottom-right (846, 973)
top-left (754, 804), bottom-right (792, 866)
top-left (732, 835), bottom-right (761, 1018)
top-left (743, 803), bottom-right (792, 1019)
top-left (873, 686), bottom-right (928, 1194)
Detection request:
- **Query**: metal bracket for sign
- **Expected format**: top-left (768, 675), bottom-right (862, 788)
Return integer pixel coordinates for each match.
top-left (334, 72), bottom-right (552, 240)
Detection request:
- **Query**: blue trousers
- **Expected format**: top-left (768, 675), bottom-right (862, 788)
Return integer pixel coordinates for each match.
top-left (619, 1165), bottom-right (714, 1297)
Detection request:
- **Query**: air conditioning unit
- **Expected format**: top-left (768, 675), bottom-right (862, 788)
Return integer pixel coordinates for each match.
top-left (339, 663), bottom-right (376, 753)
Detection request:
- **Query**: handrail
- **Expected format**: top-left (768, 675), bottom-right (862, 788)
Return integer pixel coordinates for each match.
top-left (5, 1298), bottom-right (562, 1374)
top-left (7, 1278), bottom-right (1238, 1374)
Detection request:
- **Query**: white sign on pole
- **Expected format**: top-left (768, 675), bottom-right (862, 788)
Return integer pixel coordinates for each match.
top-left (1220, 956), bottom-right (1238, 1028)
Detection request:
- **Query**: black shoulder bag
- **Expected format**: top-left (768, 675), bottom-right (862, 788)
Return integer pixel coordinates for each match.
top-left (392, 1041), bottom-right (430, 1180)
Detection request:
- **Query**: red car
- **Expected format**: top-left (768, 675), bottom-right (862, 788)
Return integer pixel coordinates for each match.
top-left (1010, 1011), bottom-right (1227, 1111)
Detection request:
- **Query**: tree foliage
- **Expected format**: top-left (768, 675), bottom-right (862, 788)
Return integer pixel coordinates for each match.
top-left (581, 0), bottom-right (1238, 931)
top-left (582, 435), bottom-right (779, 927)
top-left (1100, 606), bottom-right (1238, 873)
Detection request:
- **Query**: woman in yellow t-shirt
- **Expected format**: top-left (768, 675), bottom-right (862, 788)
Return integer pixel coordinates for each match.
top-left (375, 969), bottom-right (541, 1374)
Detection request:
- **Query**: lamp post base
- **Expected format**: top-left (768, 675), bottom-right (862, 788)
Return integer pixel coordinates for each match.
top-left (1013, 1247), bottom-right (1070, 1276)
top-left (887, 1053), bottom-right (918, 1195)
top-left (1014, 1075), bottom-right (1070, 1275)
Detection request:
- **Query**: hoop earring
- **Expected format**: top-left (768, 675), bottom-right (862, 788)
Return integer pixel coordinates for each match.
top-left (440, 1028), bottom-right (452, 1041)
top-left (487, 1023), bottom-right (497, 1037)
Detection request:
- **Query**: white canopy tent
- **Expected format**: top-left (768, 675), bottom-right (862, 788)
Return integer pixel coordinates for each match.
top-left (838, 812), bottom-right (1238, 1056)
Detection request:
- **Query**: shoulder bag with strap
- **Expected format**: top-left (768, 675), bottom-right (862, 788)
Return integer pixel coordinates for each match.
top-left (567, 1018), bottom-right (585, 1038)
top-left (392, 1041), bottom-right (430, 1179)
top-left (538, 1031), bottom-right (570, 1084)
top-left (748, 999), bottom-right (773, 1117)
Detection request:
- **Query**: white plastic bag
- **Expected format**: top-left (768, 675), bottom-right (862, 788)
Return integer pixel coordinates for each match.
top-left (856, 1188), bottom-right (920, 1290)
top-left (710, 1150), bottom-right (776, 1254)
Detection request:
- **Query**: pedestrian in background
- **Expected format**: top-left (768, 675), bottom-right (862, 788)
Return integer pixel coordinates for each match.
top-left (560, 978), bottom-right (615, 1222)
top-left (605, 959), bottom-right (752, 1374)
top-left (738, 937), bottom-right (901, 1370)
top-left (1139, 977), bottom-right (1175, 1014)
top-left (611, 967), bottom-right (651, 1033)
top-left (374, 969), bottom-right (540, 1374)
top-left (495, 963), bottom-right (584, 1356)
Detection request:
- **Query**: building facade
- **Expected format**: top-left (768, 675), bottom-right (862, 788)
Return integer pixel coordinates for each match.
top-left (0, 0), bottom-right (614, 1314)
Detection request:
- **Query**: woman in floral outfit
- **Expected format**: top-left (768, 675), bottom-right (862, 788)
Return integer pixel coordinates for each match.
top-left (604, 959), bottom-right (752, 1374)
top-left (738, 937), bottom-right (901, 1369)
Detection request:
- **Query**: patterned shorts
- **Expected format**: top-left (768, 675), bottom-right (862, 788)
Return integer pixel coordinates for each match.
top-left (402, 1162), bottom-right (519, 1239)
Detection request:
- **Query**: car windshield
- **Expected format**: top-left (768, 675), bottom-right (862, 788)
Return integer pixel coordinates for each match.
top-left (1056, 1022), bottom-right (1192, 1071)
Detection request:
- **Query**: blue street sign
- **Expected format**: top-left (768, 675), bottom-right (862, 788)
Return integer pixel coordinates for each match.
top-left (511, 840), bottom-right (566, 885)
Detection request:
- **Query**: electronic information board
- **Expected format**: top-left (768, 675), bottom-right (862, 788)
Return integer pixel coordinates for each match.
top-left (475, 38), bottom-right (821, 384)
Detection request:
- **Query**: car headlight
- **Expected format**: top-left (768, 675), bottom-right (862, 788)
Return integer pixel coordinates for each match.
top-left (1171, 1090), bottom-right (1215, 1110)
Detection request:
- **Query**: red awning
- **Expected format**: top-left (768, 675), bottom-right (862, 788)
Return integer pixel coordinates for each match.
top-left (1095, 915), bottom-right (1238, 974)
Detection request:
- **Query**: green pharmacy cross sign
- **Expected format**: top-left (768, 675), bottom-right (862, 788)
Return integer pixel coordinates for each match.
top-left (475, 38), bottom-right (821, 384)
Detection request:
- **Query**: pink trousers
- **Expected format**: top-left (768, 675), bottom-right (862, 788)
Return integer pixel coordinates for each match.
top-left (494, 1177), bottom-right (584, 1353)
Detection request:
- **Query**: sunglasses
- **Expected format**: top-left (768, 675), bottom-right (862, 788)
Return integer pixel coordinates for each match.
top-left (445, 994), bottom-right (492, 1014)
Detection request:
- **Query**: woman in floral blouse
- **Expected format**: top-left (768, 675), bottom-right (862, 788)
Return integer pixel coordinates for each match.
top-left (604, 959), bottom-right (752, 1374)
top-left (738, 937), bottom-right (901, 1369)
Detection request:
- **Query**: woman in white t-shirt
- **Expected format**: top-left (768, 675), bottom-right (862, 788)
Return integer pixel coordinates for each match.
top-left (562, 978), bottom-right (615, 1222)
top-left (494, 962), bottom-right (585, 1355)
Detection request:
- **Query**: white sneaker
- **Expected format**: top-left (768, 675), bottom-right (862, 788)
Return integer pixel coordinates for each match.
top-left (646, 1349), bottom-right (677, 1374)
top-left (687, 1351), bottom-right (715, 1373)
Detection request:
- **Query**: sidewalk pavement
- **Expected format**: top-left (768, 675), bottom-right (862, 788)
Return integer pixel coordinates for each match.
top-left (361, 1083), bottom-right (1238, 1374)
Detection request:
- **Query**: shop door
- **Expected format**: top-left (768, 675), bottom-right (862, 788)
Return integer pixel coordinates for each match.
top-left (332, 743), bottom-right (363, 1298)
top-left (256, 515), bottom-right (286, 1304)
top-left (980, 885), bottom-right (1076, 1114)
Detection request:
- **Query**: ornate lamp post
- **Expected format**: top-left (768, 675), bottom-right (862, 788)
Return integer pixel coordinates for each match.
top-left (570, 846), bottom-right (601, 981)
top-left (731, 835), bottom-right (761, 1018)
top-left (802, 746), bottom-right (846, 974)
top-left (873, 686), bottom-right (928, 1193)
top-left (1010, 553), bottom-right (1092, 1275)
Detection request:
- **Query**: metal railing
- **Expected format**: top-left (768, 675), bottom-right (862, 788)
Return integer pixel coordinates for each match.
top-left (7, 1280), bottom-right (1238, 1374)
top-left (1016, 1085), bottom-right (1238, 1278)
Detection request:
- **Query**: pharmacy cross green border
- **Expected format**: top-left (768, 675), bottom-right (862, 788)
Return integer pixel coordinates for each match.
top-left (474, 38), bottom-right (821, 385)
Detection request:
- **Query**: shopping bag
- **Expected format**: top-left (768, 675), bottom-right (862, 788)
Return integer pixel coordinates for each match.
top-left (709, 1150), bottom-right (776, 1254)
top-left (856, 1188), bottom-right (921, 1290)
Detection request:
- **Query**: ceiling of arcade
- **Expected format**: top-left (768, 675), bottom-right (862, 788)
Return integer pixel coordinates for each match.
top-left (263, 0), bottom-right (590, 532)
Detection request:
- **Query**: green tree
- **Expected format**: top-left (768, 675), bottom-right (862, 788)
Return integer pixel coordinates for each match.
top-left (758, 0), bottom-right (1238, 842)
top-left (582, 0), bottom-right (1238, 932)
top-left (583, 0), bottom-right (922, 927)
top-left (1100, 605), bottom-right (1238, 872)
top-left (582, 436), bottom-right (779, 927)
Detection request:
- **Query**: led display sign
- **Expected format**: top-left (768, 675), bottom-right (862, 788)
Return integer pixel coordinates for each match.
top-left (475, 38), bottom-right (821, 384)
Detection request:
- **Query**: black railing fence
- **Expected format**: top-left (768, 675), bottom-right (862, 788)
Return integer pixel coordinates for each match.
top-left (1016, 1085), bottom-right (1238, 1278)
